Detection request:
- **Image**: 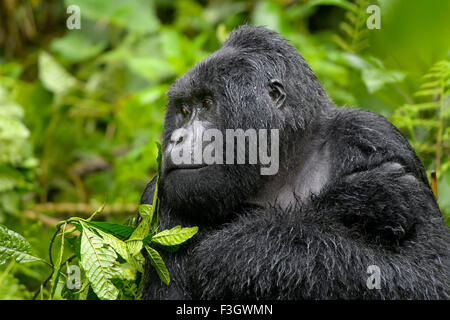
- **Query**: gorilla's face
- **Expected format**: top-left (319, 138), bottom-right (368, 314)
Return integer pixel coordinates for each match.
top-left (159, 49), bottom-right (287, 221)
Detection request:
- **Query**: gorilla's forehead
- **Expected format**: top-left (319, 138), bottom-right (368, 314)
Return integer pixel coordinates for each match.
top-left (167, 46), bottom-right (261, 99)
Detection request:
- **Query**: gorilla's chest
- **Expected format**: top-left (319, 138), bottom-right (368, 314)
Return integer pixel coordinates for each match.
top-left (246, 146), bottom-right (331, 209)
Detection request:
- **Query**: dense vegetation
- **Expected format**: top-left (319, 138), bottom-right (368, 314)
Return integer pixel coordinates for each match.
top-left (0, 0), bottom-right (448, 299)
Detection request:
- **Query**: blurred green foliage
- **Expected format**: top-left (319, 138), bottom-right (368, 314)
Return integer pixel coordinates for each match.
top-left (0, 0), bottom-right (449, 298)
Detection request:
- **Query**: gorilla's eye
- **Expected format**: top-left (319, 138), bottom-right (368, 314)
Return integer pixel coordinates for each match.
top-left (203, 99), bottom-right (212, 109)
top-left (181, 106), bottom-right (189, 116)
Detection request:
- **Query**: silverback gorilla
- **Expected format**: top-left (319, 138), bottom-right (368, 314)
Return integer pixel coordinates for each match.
top-left (140, 25), bottom-right (450, 299)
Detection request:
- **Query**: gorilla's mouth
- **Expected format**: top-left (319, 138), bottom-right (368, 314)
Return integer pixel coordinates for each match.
top-left (166, 164), bottom-right (208, 174)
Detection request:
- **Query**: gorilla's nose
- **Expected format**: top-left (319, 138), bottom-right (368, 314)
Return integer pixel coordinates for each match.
top-left (170, 128), bottom-right (189, 146)
top-left (164, 123), bottom-right (209, 173)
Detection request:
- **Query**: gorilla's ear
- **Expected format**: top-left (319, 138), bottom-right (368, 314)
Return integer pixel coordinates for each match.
top-left (268, 79), bottom-right (286, 109)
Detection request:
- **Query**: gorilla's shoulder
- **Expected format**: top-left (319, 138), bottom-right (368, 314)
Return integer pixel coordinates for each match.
top-left (327, 107), bottom-right (407, 148)
top-left (325, 107), bottom-right (428, 181)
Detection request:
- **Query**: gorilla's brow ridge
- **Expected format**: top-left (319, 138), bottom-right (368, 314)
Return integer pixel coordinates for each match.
top-left (167, 86), bottom-right (214, 103)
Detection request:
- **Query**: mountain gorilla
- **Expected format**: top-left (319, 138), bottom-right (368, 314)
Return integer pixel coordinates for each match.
top-left (141, 25), bottom-right (449, 299)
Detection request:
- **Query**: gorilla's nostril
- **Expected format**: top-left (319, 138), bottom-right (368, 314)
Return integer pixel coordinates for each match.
top-left (170, 128), bottom-right (189, 145)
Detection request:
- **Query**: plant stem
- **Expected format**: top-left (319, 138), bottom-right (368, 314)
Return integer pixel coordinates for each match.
top-left (435, 76), bottom-right (445, 175)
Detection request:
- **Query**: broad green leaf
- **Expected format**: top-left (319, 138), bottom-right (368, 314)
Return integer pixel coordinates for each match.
top-left (79, 223), bottom-right (122, 300)
top-left (152, 242), bottom-right (181, 253)
top-left (94, 227), bottom-right (145, 272)
top-left (128, 252), bottom-right (145, 273)
top-left (145, 246), bottom-right (169, 285)
top-left (65, 0), bottom-right (160, 33)
top-left (0, 102), bottom-right (24, 118)
top-left (85, 221), bottom-right (134, 240)
top-left (38, 52), bottom-right (77, 94)
top-left (50, 31), bottom-right (107, 64)
top-left (138, 204), bottom-right (153, 220)
top-left (361, 68), bottom-right (405, 94)
top-left (126, 158), bottom-right (162, 256)
top-left (94, 228), bottom-right (130, 262)
top-left (0, 115), bottom-right (30, 165)
top-left (0, 116), bottom-right (29, 140)
top-left (50, 224), bottom-right (66, 299)
top-left (0, 224), bottom-right (42, 265)
top-left (151, 226), bottom-right (198, 247)
top-left (126, 57), bottom-right (175, 82)
top-left (251, 0), bottom-right (283, 32)
top-left (126, 238), bottom-right (144, 257)
top-left (127, 210), bottom-right (152, 256)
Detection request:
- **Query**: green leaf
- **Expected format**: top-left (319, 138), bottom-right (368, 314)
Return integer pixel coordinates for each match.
top-left (85, 221), bottom-right (134, 240)
top-left (0, 102), bottom-right (24, 118)
top-left (38, 52), bottom-right (77, 94)
top-left (126, 57), bottom-right (175, 82)
top-left (0, 115), bottom-right (29, 140)
top-left (151, 141), bottom-right (163, 230)
top-left (400, 102), bottom-right (439, 112)
top-left (65, 0), bottom-right (160, 33)
top-left (128, 252), bottom-right (145, 273)
top-left (126, 144), bottom-right (163, 256)
top-left (414, 88), bottom-right (441, 97)
top-left (361, 68), bottom-right (406, 93)
top-left (0, 114), bottom-right (31, 165)
top-left (145, 246), bottom-right (169, 285)
top-left (93, 226), bottom-right (146, 273)
top-left (124, 216), bottom-right (138, 228)
top-left (0, 265), bottom-right (29, 299)
top-left (0, 224), bottom-right (42, 265)
top-left (138, 204), bottom-right (153, 220)
top-left (51, 31), bottom-right (107, 64)
top-left (79, 223), bottom-right (122, 300)
top-left (127, 209), bottom-right (152, 256)
top-left (151, 226), bottom-right (198, 247)
top-left (94, 228), bottom-right (130, 262)
top-left (50, 224), bottom-right (66, 299)
top-left (251, 0), bottom-right (283, 32)
top-left (152, 242), bottom-right (181, 253)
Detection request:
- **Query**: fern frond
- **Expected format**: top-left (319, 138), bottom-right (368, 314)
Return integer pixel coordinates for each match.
top-left (334, 0), bottom-right (370, 53)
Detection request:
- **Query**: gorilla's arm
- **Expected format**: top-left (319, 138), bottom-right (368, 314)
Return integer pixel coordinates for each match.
top-left (192, 165), bottom-right (449, 299)
top-left (324, 162), bottom-right (439, 243)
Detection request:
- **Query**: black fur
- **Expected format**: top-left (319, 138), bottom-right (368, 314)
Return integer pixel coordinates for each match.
top-left (140, 25), bottom-right (449, 299)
